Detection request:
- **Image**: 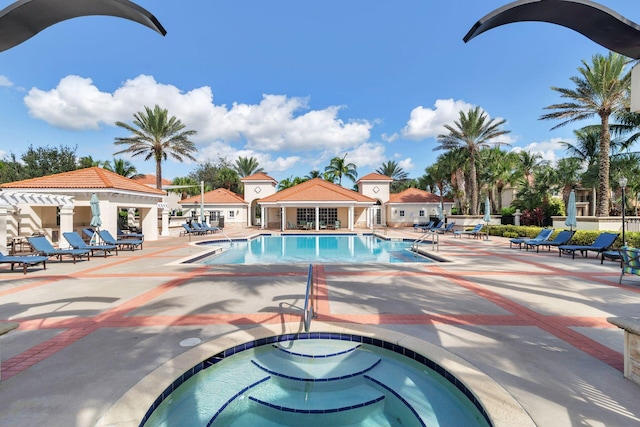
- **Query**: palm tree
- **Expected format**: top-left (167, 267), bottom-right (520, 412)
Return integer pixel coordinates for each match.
top-left (540, 52), bottom-right (631, 216)
top-left (103, 158), bottom-right (144, 179)
top-left (516, 150), bottom-right (545, 185)
top-left (324, 154), bottom-right (358, 186)
top-left (114, 105), bottom-right (198, 190)
top-left (376, 160), bottom-right (408, 193)
top-left (435, 106), bottom-right (511, 215)
top-left (78, 155), bottom-right (103, 169)
top-left (169, 176), bottom-right (200, 199)
top-left (277, 176), bottom-right (304, 190)
top-left (478, 148), bottom-right (520, 213)
top-left (234, 156), bottom-right (264, 178)
top-left (305, 169), bottom-right (323, 180)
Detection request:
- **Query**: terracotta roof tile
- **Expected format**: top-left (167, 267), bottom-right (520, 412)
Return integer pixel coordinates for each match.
top-left (0, 167), bottom-right (166, 195)
top-left (259, 178), bottom-right (376, 203)
top-left (388, 188), bottom-right (450, 203)
top-left (179, 188), bottom-right (247, 205)
top-left (357, 172), bottom-right (393, 182)
top-left (133, 174), bottom-right (172, 186)
top-left (240, 172), bottom-right (277, 183)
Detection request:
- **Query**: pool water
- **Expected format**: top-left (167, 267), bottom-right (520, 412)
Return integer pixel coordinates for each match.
top-left (201, 235), bottom-right (431, 265)
top-left (142, 337), bottom-right (490, 427)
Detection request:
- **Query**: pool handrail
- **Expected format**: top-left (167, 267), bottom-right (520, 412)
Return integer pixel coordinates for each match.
top-left (303, 264), bottom-right (314, 332)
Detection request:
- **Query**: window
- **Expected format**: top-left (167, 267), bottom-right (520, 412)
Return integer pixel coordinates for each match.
top-left (228, 210), bottom-right (235, 218)
top-left (399, 210), bottom-right (405, 217)
top-left (419, 210), bottom-right (425, 217)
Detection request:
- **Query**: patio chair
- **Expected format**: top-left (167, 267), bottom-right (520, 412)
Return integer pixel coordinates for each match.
top-left (414, 221), bottom-right (433, 232)
top-left (525, 230), bottom-right (574, 253)
top-left (509, 228), bottom-right (553, 249)
top-left (27, 236), bottom-right (90, 263)
top-left (558, 232), bottom-right (618, 260)
top-left (181, 224), bottom-right (203, 236)
top-left (63, 231), bottom-right (118, 257)
top-left (196, 222), bottom-right (221, 233)
top-left (453, 224), bottom-right (483, 239)
top-left (0, 251), bottom-right (48, 274)
top-left (98, 230), bottom-right (143, 251)
top-left (618, 247), bottom-right (640, 284)
top-left (436, 222), bottom-right (456, 234)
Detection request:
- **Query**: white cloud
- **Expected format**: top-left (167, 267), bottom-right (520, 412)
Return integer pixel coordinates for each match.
top-left (23, 74), bottom-right (372, 153)
top-left (402, 98), bottom-right (475, 140)
top-left (343, 142), bottom-right (387, 171)
top-left (0, 75), bottom-right (13, 87)
top-left (512, 137), bottom-right (568, 164)
top-left (397, 157), bottom-right (415, 172)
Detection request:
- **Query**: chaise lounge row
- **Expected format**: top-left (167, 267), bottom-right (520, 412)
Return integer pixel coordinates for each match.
top-left (509, 228), bottom-right (620, 262)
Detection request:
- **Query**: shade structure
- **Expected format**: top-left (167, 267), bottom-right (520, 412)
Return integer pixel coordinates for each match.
top-left (90, 193), bottom-right (102, 228)
top-left (483, 197), bottom-right (491, 223)
top-left (0, 0), bottom-right (166, 53)
top-left (565, 189), bottom-right (577, 231)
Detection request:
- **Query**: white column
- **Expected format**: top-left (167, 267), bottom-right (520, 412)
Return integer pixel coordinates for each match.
top-left (140, 207), bottom-right (159, 241)
top-left (349, 206), bottom-right (354, 231)
top-left (0, 205), bottom-right (8, 254)
top-left (161, 207), bottom-right (170, 236)
top-left (261, 206), bottom-right (266, 229)
top-left (281, 206), bottom-right (285, 231)
top-left (58, 204), bottom-right (74, 247)
top-left (315, 206), bottom-right (319, 231)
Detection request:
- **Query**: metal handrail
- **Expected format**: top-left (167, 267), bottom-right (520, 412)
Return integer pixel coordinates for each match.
top-left (303, 264), bottom-right (314, 332)
top-left (412, 231), bottom-right (438, 254)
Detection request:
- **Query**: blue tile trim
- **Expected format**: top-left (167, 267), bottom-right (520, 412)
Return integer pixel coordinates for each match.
top-left (139, 332), bottom-right (493, 427)
top-left (205, 376), bottom-right (270, 427)
top-left (248, 394), bottom-right (385, 414)
top-left (251, 358), bottom-right (381, 382)
top-left (273, 343), bottom-right (360, 358)
top-left (364, 375), bottom-right (427, 427)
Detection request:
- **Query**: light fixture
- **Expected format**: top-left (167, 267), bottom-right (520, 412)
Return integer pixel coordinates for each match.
top-left (619, 176), bottom-right (627, 246)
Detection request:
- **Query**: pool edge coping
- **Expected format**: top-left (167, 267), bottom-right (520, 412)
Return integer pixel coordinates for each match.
top-left (95, 322), bottom-right (536, 427)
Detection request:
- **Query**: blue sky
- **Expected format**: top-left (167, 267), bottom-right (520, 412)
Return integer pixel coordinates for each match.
top-left (0, 0), bottom-right (638, 184)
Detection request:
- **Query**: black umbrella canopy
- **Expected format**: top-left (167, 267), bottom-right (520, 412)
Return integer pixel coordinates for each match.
top-left (464, 0), bottom-right (640, 59)
top-left (0, 0), bottom-right (166, 53)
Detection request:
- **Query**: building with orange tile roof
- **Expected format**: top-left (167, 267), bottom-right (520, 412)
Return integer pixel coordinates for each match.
top-left (0, 167), bottom-right (166, 249)
top-left (179, 188), bottom-right (248, 229)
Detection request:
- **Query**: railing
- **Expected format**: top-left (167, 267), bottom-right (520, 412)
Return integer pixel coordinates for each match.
top-left (412, 231), bottom-right (438, 254)
top-left (303, 264), bottom-right (314, 332)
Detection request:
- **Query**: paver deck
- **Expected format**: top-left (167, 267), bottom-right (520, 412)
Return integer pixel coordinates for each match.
top-left (1, 227), bottom-right (640, 426)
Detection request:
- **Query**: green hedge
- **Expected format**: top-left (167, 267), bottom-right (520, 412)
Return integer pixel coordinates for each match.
top-left (484, 225), bottom-right (640, 250)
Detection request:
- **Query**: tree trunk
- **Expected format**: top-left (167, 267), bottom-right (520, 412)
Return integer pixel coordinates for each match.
top-left (596, 114), bottom-right (610, 216)
top-left (156, 160), bottom-right (162, 190)
top-left (469, 154), bottom-right (478, 215)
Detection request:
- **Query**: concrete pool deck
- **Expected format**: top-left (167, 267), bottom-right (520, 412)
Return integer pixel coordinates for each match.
top-left (1, 227), bottom-right (640, 426)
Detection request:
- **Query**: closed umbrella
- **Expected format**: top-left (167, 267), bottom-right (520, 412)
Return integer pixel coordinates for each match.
top-left (565, 189), bottom-right (577, 231)
top-left (90, 193), bottom-right (101, 244)
top-left (483, 196), bottom-right (491, 240)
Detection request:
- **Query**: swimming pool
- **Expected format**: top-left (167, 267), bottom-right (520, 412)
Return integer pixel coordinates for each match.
top-left (141, 334), bottom-right (491, 427)
top-left (200, 235), bottom-right (431, 265)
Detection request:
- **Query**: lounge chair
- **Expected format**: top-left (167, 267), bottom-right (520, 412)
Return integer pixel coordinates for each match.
top-left (618, 247), bottom-right (640, 284)
top-left (27, 236), bottom-right (90, 263)
top-left (414, 221), bottom-right (433, 232)
top-left (558, 232), bottom-right (618, 260)
top-left (117, 227), bottom-right (144, 240)
top-left (453, 224), bottom-right (483, 239)
top-left (181, 224), bottom-right (203, 236)
top-left (98, 230), bottom-right (143, 251)
top-left (525, 230), bottom-right (574, 253)
top-left (0, 251), bottom-right (48, 274)
top-left (196, 222), bottom-right (221, 233)
top-left (436, 222), bottom-right (456, 234)
top-left (510, 228), bottom-right (553, 249)
top-left (63, 232), bottom-right (118, 257)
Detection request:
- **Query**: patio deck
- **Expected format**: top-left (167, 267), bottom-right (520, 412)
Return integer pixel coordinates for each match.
top-left (1, 227), bottom-right (639, 426)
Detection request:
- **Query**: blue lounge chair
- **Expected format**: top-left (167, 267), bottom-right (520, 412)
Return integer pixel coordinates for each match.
top-left (195, 222), bottom-right (220, 233)
top-left (509, 228), bottom-right (553, 249)
top-left (414, 221), bottom-right (433, 232)
top-left (181, 223), bottom-right (205, 236)
top-left (525, 230), bottom-right (574, 253)
top-left (63, 231), bottom-right (118, 257)
top-left (0, 251), bottom-right (48, 274)
top-left (117, 227), bottom-right (144, 240)
top-left (618, 247), bottom-right (640, 284)
top-left (424, 220), bottom-right (443, 232)
top-left (453, 224), bottom-right (483, 239)
top-left (98, 230), bottom-right (143, 251)
top-left (27, 236), bottom-right (90, 263)
top-left (436, 222), bottom-right (456, 234)
top-left (558, 232), bottom-right (618, 260)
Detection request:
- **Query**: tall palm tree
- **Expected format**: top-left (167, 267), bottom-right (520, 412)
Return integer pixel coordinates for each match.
top-left (435, 106), bottom-right (511, 215)
top-left (324, 154), bottom-right (358, 186)
top-left (540, 52), bottom-right (631, 216)
top-left (169, 176), bottom-right (200, 199)
top-left (516, 150), bottom-right (545, 185)
top-left (103, 158), bottom-right (144, 179)
top-left (234, 156), bottom-right (264, 178)
top-left (114, 105), bottom-right (198, 190)
top-left (376, 160), bottom-right (408, 193)
top-left (478, 148), bottom-right (520, 213)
